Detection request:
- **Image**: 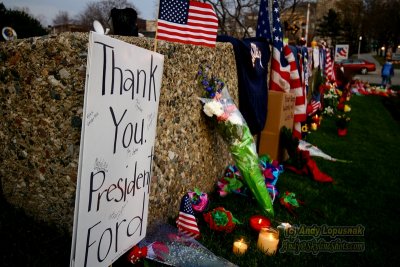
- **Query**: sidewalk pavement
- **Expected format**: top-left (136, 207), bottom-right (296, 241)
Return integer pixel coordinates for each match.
top-left (356, 53), bottom-right (400, 86)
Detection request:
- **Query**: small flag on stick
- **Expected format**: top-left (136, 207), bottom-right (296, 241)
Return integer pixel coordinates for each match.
top-left (176, 194), bottom-right (200, 238)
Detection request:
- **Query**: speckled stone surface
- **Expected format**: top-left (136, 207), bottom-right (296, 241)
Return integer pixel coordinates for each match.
top-left (0, 32), bottom-right (238, 232)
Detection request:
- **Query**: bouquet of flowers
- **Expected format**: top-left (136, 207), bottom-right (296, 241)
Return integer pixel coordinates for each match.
top-left (197, 64), bottom-right (274, 217)
top-left (322, 86), bottom-right (339, 116)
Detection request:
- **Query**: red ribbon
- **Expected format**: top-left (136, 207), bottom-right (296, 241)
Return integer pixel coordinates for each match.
top-left (285, 149), bottom-right (333, 183)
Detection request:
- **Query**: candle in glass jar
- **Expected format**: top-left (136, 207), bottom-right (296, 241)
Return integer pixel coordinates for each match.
top-left (257, 227), bottom-right (279, 255)
top-left (233, 239), bottom-right (248, 255)
top-left (311, 122), bottom-right (318, 131)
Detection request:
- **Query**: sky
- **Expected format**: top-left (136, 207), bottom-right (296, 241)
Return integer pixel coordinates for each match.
top-left (2, 0), bottom-right (158, 26)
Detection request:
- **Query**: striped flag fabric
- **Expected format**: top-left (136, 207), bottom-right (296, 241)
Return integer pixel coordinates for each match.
top-left (268, 0), bottom-right (306, 138)
top-left (288, 46), bottom-right (307, 139)
top-left (269, 0), bottom-right (291, 92)
top-left (324, 48), bottom-right (336, 82)
top-left (176, 194), bottom-right (200, 239)
top-left (308, 98), bottom-right (321, 115)
top-left (337, 47), bottom-right (347, 57)
top-left (157, 0), bottom-right (218, 47)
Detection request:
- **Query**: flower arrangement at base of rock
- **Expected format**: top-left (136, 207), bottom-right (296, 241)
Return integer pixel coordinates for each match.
top-left (196, 64), bottom-right (274, 217)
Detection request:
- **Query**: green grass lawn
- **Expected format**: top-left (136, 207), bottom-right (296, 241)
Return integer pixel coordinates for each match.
top-left (196, 95), bottom-right (400, 267)
top-left (1, 95), bottom-right (400, 267)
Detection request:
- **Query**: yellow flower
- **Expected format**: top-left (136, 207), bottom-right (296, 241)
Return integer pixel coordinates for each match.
top-left (344, 104), bottom-right (351, 112)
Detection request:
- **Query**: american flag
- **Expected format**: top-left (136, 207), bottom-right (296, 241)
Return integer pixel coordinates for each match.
top-left (324, 48), bottom-right (336, 82)
top-left (256, 0), bottom-right (271, 40)
top-left (337, 47), bottom-right (347, 57)
top-left (268, 0), bottom-right (306, 138)
top-left (290, 46), bottom-right (307, 139)
top-left (308, 99), bottom-right (321, 115)
top-left (269, 0), bottom-right (290, 92)
top-left (157, 0), bottom-right (218, 47)
top-left (176, 194), bottom-right (200, 238)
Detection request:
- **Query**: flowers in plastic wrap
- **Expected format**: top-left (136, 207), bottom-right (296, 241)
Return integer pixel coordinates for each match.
top-left (281, 127), bottom-right (334, 183)
top-left (138, 223), bottom-right (238, 267)
top-left (197, 64), bottom-right (274, 218)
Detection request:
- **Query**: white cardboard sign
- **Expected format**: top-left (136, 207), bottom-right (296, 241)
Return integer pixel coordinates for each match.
top-left (70, 32), bottom-right (164, 267)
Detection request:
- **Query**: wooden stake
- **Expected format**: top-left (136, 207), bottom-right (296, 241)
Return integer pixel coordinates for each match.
top-left (154, 1), bottom-right (161, 52)
top-left (154, 26), bottom-right (159, 52)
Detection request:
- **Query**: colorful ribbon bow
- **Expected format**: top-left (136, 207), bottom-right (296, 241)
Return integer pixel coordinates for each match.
top-left (203, 207), bottom-right (240, 233)
top-left (279, 191), bottom-right (304, 217)
top-left (188, 188), bottom-right (209, 213)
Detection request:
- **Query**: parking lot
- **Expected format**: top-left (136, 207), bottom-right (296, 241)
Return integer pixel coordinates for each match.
top-left (356, 53), bottom-right (400, 86)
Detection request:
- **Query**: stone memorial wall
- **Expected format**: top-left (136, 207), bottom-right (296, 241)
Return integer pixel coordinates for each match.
top-left (0, 32), bottom-right (238, 232)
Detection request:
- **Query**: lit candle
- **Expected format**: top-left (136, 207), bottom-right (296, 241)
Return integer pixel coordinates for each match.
top-left (313, 114), bottom-right (321, 126)
top-left (233, 239), bottom-right (248, 255)
top-left (249, 215), bottom-right (271, 232)
top-left (257, 227), bottom-right (279, 255)
top-left (311, 122), bottom-right (318, 131)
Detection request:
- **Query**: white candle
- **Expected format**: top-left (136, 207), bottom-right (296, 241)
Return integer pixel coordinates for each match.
top-left (233, 239), bottom-right (248, 255)
top-left (257, 227), bottom-right (279, 255)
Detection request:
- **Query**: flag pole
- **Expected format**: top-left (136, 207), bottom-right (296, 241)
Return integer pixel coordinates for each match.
top-left (305, 2), bottom-right (310, 45)
top-left (154, 26), bottom-right (159, 52)
top-left (154, 1), bottom-right (161, 52)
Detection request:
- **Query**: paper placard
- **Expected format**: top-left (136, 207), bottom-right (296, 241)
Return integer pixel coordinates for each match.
top-left (70, 32), bottom-right (164, 267)
top-left (334, 44), bottom-right (349, 62)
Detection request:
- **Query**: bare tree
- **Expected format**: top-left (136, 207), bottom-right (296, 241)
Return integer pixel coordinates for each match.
top-left (203, 0), bottom-right (305, 39)
top-left (76, 0), bottom-right (139, 31)
top-left (279, 0), bottom-right (304, 13)
top-left (203, 0), bottom-right (259, 38)
top-left (363, 0), bottom-right (400, 51)
top-left (52, 11), bottom-right (73, 26)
